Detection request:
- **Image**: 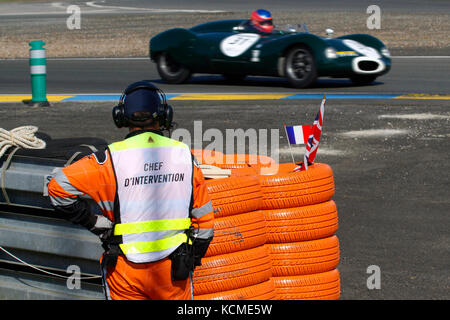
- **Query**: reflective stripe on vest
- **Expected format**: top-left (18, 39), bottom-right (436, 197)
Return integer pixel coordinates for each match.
top-left (109, 132), bottom-right (193, 263)
top-left (119, 233), bottom-right (191, 255)
top-left (114, 218), bottom-right (191, 235)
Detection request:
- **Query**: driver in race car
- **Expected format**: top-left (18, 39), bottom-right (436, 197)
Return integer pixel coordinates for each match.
top-left (246, 9), bottom-right (274, 33)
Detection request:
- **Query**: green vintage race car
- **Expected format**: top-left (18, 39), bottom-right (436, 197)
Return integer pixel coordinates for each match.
top-left (149, 19), bottom-right (391, 88)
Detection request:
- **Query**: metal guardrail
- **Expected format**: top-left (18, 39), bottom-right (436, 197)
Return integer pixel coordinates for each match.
top-left (0, 207), bottom-right (105, 299)
top-left (1, 154), bottom-right (65, 209)
top-left (0, 152), bottom-right (106, 299)
top-left (0, 267), bottom-right (103, 300)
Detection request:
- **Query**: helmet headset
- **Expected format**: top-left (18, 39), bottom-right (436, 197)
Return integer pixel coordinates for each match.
top-left (112, 81), bottom-right (173, 130)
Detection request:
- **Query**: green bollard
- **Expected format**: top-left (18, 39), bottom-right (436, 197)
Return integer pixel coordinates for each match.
top-left (23, 40), bottom-right (50, 107)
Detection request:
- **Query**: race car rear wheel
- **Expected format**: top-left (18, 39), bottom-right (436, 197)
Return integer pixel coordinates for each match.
top-left (284, 45), bottom-right (317, 88)
top-left (156, 52), bottom-right (191, 84)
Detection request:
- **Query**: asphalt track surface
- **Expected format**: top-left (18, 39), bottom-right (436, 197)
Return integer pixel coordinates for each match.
top-left (0, 0), bottom-right (449, 302)
top-left (1, 57), bottom-right (449, 95)
top-left (0, 97), bottom-right (449, 300)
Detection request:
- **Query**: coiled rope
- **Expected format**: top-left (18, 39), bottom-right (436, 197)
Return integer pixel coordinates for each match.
top-left (0, 126), bottom-right (46, 159)
top-left (1, 126), bottom-right (47, 204)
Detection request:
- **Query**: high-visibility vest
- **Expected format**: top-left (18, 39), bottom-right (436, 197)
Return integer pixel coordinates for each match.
top-left (108, 132), bottom-right (193, 263)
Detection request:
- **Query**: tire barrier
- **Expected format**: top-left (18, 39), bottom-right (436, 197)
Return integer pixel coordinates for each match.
top-left (267, 235), bottom-right (340, 276)
top-left (258, 163), bottom-right (335, 210)
top-left (193, 246), bottom-right (272, 295)
top-left (193, 151), bottom-right (340, 300)
top-left (264, 201), bottom-right (338, 243)
top-left (204, 211), bottom-right (267, 257)
top-left (214, 154), bottom-right (275, 170)
top-left (272, 269), bottom-right (341, 300)
top-left (191, 149), bottom-right (224, 166)
top-left (205, 175), bottom-right (262, 218)
top-left (230, 166), bottom-right (259, 177)
top-left (194, 172), bottom-right (269, 299)
top-left (194, 278), bottom-right (277, 300)
top-left (194, 149), bottom-right (276, 170)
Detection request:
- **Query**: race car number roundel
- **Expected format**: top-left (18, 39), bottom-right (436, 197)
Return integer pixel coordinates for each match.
top-left (220, 33), bottom-right (260, 57)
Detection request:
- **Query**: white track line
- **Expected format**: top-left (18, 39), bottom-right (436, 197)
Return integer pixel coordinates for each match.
top-left (85, 1), bottom-right (224, 13)
top-left (50, 2), bottom-right (67, 9)
top-left (340, 129), bottom-right (410, 138)
top-left (379, 113), bottom-right (450, 120)
top-left (0, 2), bottom-right (224, 17)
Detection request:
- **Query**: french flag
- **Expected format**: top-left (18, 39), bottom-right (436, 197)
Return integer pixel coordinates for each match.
top-left (284, 125), bottom-right (312, 145)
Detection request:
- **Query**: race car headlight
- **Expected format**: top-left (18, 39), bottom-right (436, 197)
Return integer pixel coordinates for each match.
top-left (325, 47), bottom-right (337, 59)
top-left (381, 47), bottom-right (391, 58)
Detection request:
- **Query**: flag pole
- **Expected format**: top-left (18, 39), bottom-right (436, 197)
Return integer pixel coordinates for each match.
top-left (283, 124), bottom-right (296, 164)
top-left (300, 94), bottom-right (326, 171)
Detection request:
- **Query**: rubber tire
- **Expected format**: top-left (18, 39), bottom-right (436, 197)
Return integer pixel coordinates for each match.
top-left (240, 154), bottom-right (276, 168)
top-left (230, 166), bottom-right (259, 177)
top-left (206, 175), bottom-right (263, 218)
top-left (231, 162), bottom-right (309, 177)
top-left (267, 235), bottom-right (340, 276)
top-left (259, 163), bottom-right (335, 210)
top-left (271, 162), bottom-right (299, 173)
top-left (193, 246), bottom-right (272, 295)
top-left (191, 149), bottom-right (224, 165)
top-left (209, 154), bottom-right (275, 169)
top-left (264, 200), bottom-right (339, 243)
top-left (194, 279), bottom-right (276, 300)
top-left (194, 152), bottom-right (251, 169)
top-left (230, 162), bottom-right (301, 177)
top-left (272, 269), bottom-right (340, 300)
top-left (213, 162), bottom-right (250, 169)
top-left (284, 45), bottom-right (317, 88)
top-left (204, 211), bottom-right (267, 257)
top-left (156, 52), bottom-right (191, 84)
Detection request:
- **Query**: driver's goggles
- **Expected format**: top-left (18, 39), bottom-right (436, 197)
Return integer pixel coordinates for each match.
top-left (259, 20), bottom-right (273, 26)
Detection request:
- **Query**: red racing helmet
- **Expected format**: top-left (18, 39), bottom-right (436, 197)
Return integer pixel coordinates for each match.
top-left (251, 9), bottom-right (273, 33)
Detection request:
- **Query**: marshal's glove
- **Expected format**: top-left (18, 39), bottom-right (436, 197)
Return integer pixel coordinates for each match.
top-left (192, 238), bottom-right (212, 267)
top-left (89, 214), bottom-right (114, 241)
top-left (188, 226), bottom-right (213, 267)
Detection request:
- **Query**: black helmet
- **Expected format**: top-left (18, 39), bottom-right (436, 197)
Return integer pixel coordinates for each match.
top-left (112, 81), bottom-right (173, 129)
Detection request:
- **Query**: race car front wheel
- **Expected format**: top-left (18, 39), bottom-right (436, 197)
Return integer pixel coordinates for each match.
top-left (156, 52), bottom-right (191, 84)
top-left (284, 45), bottom-right (317, 88)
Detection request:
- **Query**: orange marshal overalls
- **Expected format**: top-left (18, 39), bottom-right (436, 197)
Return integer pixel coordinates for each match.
top-left (48, 130), bottom-right (214, 300)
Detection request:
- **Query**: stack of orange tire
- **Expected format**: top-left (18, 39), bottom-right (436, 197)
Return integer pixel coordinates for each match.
top-left (191, 150), bottom-right (340, 300)
top-left (258, 162), bottom-right (341, 300)
top-left (192, 165), bottom-right (276, 300)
